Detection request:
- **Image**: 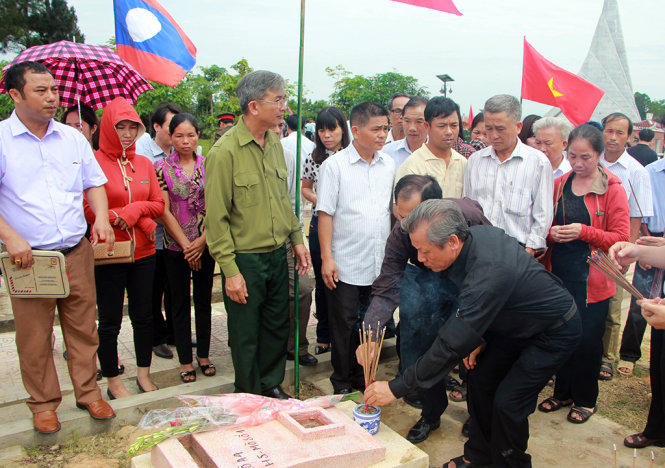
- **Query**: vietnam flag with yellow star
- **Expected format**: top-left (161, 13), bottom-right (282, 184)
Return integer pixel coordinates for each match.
top-left (521, 38), bottom-right (604, 126)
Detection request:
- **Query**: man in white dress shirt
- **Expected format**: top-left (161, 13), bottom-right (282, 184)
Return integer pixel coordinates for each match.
top-left (533, 116), bottom-right (573, 179)
top-left (384, 93), bottom-right (410, 146)
top-left (282, 114), bottom-right (315, 172)
top-left (316, 102), bottom-right (395, 393)
top-left (463, 94), bottom-right (553, 258)
top-left (383, 96), bottom-right (428, 169)
top-left (599, 112), bottom-right (653, 380)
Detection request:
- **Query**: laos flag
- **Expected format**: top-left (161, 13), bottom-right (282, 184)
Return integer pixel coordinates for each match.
top-left (113, 0), bottom-right (196, 87)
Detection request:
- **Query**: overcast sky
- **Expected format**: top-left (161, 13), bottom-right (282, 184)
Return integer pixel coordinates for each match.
top-left (62, 0), bottom-right (665, 117)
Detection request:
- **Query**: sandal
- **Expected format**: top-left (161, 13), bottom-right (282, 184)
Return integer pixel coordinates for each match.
top-left (197, 358), bottom-right (216, 377)
top-left (617, 360), bottom-right (635, 376)
top-left (567, 406), bottom-right (597, 424)
top-left (624, 432), bottom-right (665, 449)
top-left (599, 361), bottom-right (614, 381)
top-left (450, 384), bottom-right (467, 402)
top-left (180, 369), bottom-right (196, 383)
top-left (442, 455), bottom-right (490, 468)
top-left (537, 397), bottom-right (573, 413)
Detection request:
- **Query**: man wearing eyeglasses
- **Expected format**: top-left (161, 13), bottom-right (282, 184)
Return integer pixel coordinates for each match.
top-left (205, 70), bottom-right (312, 400)
top-left (384, 93), bottom-right (410, 146)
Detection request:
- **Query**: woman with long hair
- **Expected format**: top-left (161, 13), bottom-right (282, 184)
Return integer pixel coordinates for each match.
top-left (85, 97), bottom-right (165, 399)
top-left (302, 107), bottom-right (350, 355)
top-left (155, 113), bottom-right (216, 383)
top-left (61, 103), bottom-right (99, 150)
top-left (538, 124), bottom-right (629, 423)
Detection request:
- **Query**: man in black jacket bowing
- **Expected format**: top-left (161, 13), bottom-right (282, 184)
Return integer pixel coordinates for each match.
top-left (364, 199), bottom-right (581, 468)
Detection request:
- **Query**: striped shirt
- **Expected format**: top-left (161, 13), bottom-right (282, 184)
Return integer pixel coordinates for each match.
top-left (463, 139), bottom-right (553, 249)
top-left (395, 143), bottom-right (467, 198)
top-left (316, 143), bottom-right (395, 286)
top-left (383, 138), bottom-right (415, 169)
top-left (601, 151), bottom-right (653, 219)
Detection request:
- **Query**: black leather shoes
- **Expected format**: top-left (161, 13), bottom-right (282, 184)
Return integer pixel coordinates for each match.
top-left (286, 353), bottom-right (319, 366)
top-left (153, 343), bottom-right (173, 359)
top-left (462, 417), bottom-right (471, 437)
top-left (262, 386), bottom-right (292, 400)
top-left (403, 393), bottom-right (423, 409)
top-left (315, 345), bottom-right (330, 355)
top-left (407, 417), bottom-right (440, 444)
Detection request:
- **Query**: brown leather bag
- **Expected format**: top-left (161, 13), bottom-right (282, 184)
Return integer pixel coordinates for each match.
top-left (93, 240), bottom-right (135, 265)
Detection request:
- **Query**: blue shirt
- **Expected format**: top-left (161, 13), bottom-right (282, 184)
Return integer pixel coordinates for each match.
top-left (0, 112), bottom-right (107, 250)
top-left (645, 158), bottom-right (665, 234)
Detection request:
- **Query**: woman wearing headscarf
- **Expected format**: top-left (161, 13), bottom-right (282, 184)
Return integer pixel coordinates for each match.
top-left (84, 97), bottom-right (164, 399)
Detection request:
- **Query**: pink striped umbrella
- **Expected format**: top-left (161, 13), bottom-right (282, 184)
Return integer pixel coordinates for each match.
top-left (0, 40), bottom-right (153, 110)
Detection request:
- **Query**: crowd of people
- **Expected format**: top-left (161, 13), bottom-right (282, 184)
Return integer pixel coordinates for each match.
top-left (1, 59), bottom-right (665, 467)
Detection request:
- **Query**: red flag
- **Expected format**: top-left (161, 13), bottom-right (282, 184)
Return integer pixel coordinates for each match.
top-left (521, 38), bottom-right (604, 126)
top-left (468, 105), bottom-right (474, 129)
top-left (390, 0), bottom-right (462, 15)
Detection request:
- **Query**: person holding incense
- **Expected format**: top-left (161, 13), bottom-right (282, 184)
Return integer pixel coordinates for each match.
top-left (364, 199), bottom-right (581, 468)
top-left (363, 174), bottom-right (489, 444)
top-left (537, 124), bottom-right (630, 424)
top-left (609, 236), bottom-right (665, 449)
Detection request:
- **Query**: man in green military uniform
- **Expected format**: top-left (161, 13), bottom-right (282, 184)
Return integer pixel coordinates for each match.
top-left (205, 71), bottom-right (311, 399)
top-left (213, 112), bottom-right (235, 144)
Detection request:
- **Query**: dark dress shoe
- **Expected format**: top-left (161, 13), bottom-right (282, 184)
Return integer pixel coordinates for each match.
top-left (403, 393), bottom-right (423, 409)
top-left (315, 345), bottom-right (330, 355)
top-left (76, 399), bottom-right (116, 420)
top-left (33, 410), bottom-right (60, 434)
top-left (462, 417), bottom-right (471, 437)
top-left (407, 416), bottom-right (440, 444)
top-left (298, 353), bottom-right (318, 366)
top-left (262, 386), bottom-right (292, 400)
top-left (153, 343), bottom-right (173, 359)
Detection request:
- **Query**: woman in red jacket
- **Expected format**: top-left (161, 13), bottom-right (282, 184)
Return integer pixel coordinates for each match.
top-left (538, 124), bottom-right (630, 423)
top-left (85, 98), bottom-right (165, 399)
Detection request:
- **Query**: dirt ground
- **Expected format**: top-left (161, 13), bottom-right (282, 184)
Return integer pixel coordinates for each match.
top-left (6, 362), bottom-right (654, 468)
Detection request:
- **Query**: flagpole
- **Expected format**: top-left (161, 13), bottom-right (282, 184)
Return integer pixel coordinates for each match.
top-left (293, 0), bottom-right (306, 399)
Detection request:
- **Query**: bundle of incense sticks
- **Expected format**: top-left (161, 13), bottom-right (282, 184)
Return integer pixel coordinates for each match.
top-left (359, 322), bottom-right (386, 409)
top-left (588, 250), bottom-right (644, 300)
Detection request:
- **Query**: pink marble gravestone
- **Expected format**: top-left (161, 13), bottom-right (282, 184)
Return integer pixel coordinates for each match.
top-left (152, 405), bottom-right (386, 468)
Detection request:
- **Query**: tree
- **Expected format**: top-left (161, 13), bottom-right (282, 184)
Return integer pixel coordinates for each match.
top-left (0, 0), bottom-right (84, 53)
top-left (0, 61), bottom-right (13, 120)
top-left (326, 66), bottom-right (427, 117)
top-left (634, 91), bottom-right (665, 121)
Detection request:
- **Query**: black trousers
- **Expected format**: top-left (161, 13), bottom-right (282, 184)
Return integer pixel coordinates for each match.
top-left (95, 255), bottom-right (155, 377)
top-left (326, 281), bottom-right (369, 392)
top-left (151, 249), bottom-right (173, 346)
top-left (620, 264), bottom-right (661, 363)
top-left (163, 248), bottom-right (215, 365)
top-left (644, 328), bottom-right (665, 439)
top-left (309, 216), bottom-right (330, 345)
top-left (554, 280), bottom-right (609, 408)
top-left (464, 311), bottom-right (581, 468)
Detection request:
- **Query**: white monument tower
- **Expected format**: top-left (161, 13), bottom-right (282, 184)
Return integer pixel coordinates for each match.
top-left (549, 0), bottom-right (640, 122)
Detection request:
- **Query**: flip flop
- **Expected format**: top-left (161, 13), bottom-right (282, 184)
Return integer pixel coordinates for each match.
top-left (624, 432), bottom-right (665, 448)
top-left (617, 360), bottom-right (635, 376)
top-left (450, 384), bottom-right (467, 402)
top-left (180, 370), bottom-right (196, 383)
top-left (442, 455), bottom-right (490, 468)
top-left (197, 358), bottom-right (216, 377)
top-left (599, 362), bottom-right (614, 381)
top-left (567, 406), bottom-right (597, 424)
top-left (538, 397), bottom-right (573, 413)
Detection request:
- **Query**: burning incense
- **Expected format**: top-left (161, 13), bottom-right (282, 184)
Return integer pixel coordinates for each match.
top-left (588, 250), bottom-right (644, 300)
top-left (359, 323), bottom-right (386, 412)
top-left (613, 443), bottom-right (617, 468)
top-left (650, 450), bottom-right (654, 468)
top-left (632, 447), bottom-right (637, 468)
